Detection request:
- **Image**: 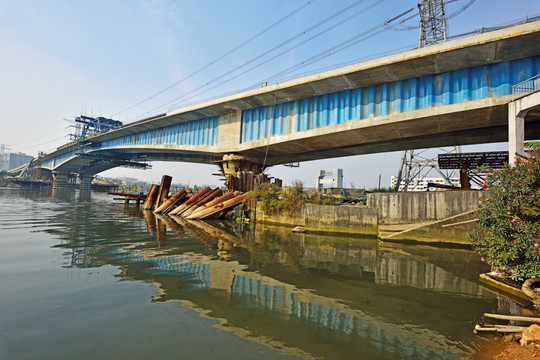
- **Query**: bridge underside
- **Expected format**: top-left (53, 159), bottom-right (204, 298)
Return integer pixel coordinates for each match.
top-left (241, 102), bottom-right (540, 166)
top-left (43, 99), bottom-right (540, 177)
top-left (51, 149), bottom-right (223, 175)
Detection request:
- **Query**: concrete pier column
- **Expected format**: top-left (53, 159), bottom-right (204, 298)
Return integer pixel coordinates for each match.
top-left (508, 101), bottom-right (525, 165)
top-left (216, 154), bottom-right (264, 192)
top-left (508, 91), bottom-right (540, 165)
top-left (52, 171), bottom-right (69, 189)
top-left (79, 174), bottom-right (93, 191)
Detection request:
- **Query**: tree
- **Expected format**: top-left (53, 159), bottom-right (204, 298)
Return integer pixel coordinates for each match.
top-left (468, 144), bottom-right (540, 281)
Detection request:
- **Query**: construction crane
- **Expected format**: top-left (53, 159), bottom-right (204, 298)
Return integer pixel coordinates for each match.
top-left (68, 115), bottom-right (123, 141)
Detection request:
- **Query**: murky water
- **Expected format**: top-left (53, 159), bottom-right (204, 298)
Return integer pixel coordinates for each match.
top-left (0, 187), bottom-right (522, 359)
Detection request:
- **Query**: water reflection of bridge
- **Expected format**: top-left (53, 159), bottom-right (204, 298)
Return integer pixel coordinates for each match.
top-left (44, 195), bottom-right (514, 359)
top-left (91, 213), bottom-right (502, 359)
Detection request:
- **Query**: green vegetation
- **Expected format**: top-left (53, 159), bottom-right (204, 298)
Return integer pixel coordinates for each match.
top-left (243, 182), bottom-right (282, 214)
top-left (242, 180), bottom-right (336, 216)
top-left (468, 143), bottom-right (540, 283)
top-left (367, 187), bottom-right (394, 193)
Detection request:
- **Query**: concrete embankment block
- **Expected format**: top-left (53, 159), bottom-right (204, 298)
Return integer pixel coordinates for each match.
top-left (256, 203), bottom-right (378, 236)
top-left (303, 204), bottom-right (378, 235)
top-left (368, 190), bottom-right (482, 225)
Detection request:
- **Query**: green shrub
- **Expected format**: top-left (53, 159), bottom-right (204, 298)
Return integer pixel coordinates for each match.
top-left (242, 182), bottom-right (281, 214)
top-left (280, 181), bottom-right (305, 215)
top-left (468, 143), bottom-right (540, 281)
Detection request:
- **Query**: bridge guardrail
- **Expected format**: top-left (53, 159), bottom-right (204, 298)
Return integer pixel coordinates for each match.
top-left (512, 74), bottom-right (540, 99)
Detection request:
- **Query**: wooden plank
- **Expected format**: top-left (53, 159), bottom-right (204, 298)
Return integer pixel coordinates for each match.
top-left (143, 184), bottom-right (160, 210)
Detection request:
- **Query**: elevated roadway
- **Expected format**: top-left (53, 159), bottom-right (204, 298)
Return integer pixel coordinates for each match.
top-left (27, 20), bottom-right (540, 188)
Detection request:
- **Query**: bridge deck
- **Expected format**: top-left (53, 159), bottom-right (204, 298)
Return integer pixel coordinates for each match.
top-left (33, 20), bottom-right (540, 174)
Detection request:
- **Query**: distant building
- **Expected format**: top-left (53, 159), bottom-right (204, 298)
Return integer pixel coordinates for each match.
top-left (316, 168), bottom-right (343, 190)
top-left (0, 145), bottom-right (33, 171)
top-left (390, 176), bottom-right (460, 192)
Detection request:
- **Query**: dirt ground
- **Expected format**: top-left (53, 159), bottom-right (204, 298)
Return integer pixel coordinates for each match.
top-left (475, 333), bottom-right (540, 360)
top-left (493, 341), bottom-right (540, 359)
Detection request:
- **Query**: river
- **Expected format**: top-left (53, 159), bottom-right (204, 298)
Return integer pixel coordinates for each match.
top-left (0, 187), bottom-right (522, 359)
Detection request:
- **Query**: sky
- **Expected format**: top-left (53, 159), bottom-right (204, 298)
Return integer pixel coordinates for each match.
top-left (1, 0), bottom-right (539, 188)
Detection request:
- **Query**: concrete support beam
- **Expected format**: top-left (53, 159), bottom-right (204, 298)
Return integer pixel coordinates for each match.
top-left (52, 171), bottom-right (68, 189)
top-left (216, 110), bottom-right (242, 152)
top-left (508, 101), bottom-right (525, 165)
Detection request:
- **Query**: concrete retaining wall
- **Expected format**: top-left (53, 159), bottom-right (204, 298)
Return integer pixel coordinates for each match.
top-left (254, 205), bottom-right (305, 227)
top-left (367, 191), bottom-right (482, 225)
top-left (254, 191), bottom-right (481, 240)
top-left (381, 210), bottom-right (478, 244)
top-left (255, 203), bottom-right (378, 235)
top-left (304, 204), bottom-right (378, 235)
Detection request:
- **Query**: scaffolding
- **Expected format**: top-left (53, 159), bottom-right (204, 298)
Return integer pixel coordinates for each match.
top-left (69, 115), bottom-right (123, 140)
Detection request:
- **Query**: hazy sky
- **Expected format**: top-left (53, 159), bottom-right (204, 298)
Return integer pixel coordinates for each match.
top-left (1, 0), bottom-right (539, 188)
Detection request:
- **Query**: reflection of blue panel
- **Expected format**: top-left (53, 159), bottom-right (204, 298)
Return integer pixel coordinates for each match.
top-left (286, 293), bottom-right (355, 335)
top-left (241, 56), bottom-right (540, 142)
top-left (231, 275), bottom-right (285, 312)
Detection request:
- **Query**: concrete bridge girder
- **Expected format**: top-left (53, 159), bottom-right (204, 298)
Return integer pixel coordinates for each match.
top-left (237, 97), bottom-right (526, 165)
top-left (29, 21), bottom-right (540, 187)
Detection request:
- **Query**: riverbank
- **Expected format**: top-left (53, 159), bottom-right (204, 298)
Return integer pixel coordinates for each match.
top-left (476, 333), bottom-right (540, 359)
top-left (253, 190), bottom-right (482, 245)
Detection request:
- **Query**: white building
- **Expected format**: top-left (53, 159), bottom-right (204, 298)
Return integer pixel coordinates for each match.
top-left (390, 176), bottom-right (460, 192)
top-left (316, 169), bottom-right (343, 190)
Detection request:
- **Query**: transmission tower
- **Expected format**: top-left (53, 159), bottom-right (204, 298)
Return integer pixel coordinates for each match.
top-left (394, 147), bottom-right (461, 191)
top-left (394, 0), bottom-right (457, 191)
top-left (418, 0), bottom-right (448, 47)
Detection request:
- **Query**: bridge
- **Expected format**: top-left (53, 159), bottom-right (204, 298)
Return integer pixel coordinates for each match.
top-left (24, 20), bottom-right (540, 190)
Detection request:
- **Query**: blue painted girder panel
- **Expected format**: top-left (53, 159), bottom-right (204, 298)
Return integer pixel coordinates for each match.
top-left (241, 56), bottom-right (540, 142)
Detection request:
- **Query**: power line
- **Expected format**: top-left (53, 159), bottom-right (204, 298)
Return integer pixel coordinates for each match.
top-left (262, 21), bottom-right (390, 83)
top-left (135, 0), bottom-right (382, 118)
top-left (154, 41), bottom-right (417, 114)
top-left (384, 0), bottom-right (477, 32)
top-left (126, 0), bottom-right (480, 120)
top-left (167, 0), bottom-right (387, 110)
top-left (264, 42), bottom-right (417, 85)
top-left (17, 135), bottom-right (69, 152)
top-left (6, 126), bottom-right (69, 147)
top-left (112, 0), bottom-right (317, 117)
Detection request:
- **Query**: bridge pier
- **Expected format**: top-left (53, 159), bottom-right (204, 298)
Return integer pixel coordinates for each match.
top-left (79, 174), bottom-right (93, 191)
top-left (508, 91), bottom-right (540, 165)
top-left (52, 171), bottom-right (69, 189)
top-left (508, 102), bottom-right (525, 165)
top-left (217, 154), bottom-right (265, 192)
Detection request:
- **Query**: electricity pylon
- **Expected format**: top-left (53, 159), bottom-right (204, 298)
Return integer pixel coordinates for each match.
top-left (418, 0), bottom-right (448, 47)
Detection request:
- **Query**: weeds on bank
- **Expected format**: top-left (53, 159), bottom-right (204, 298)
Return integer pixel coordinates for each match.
top-left (242, 180), bottom-right (336, 216)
